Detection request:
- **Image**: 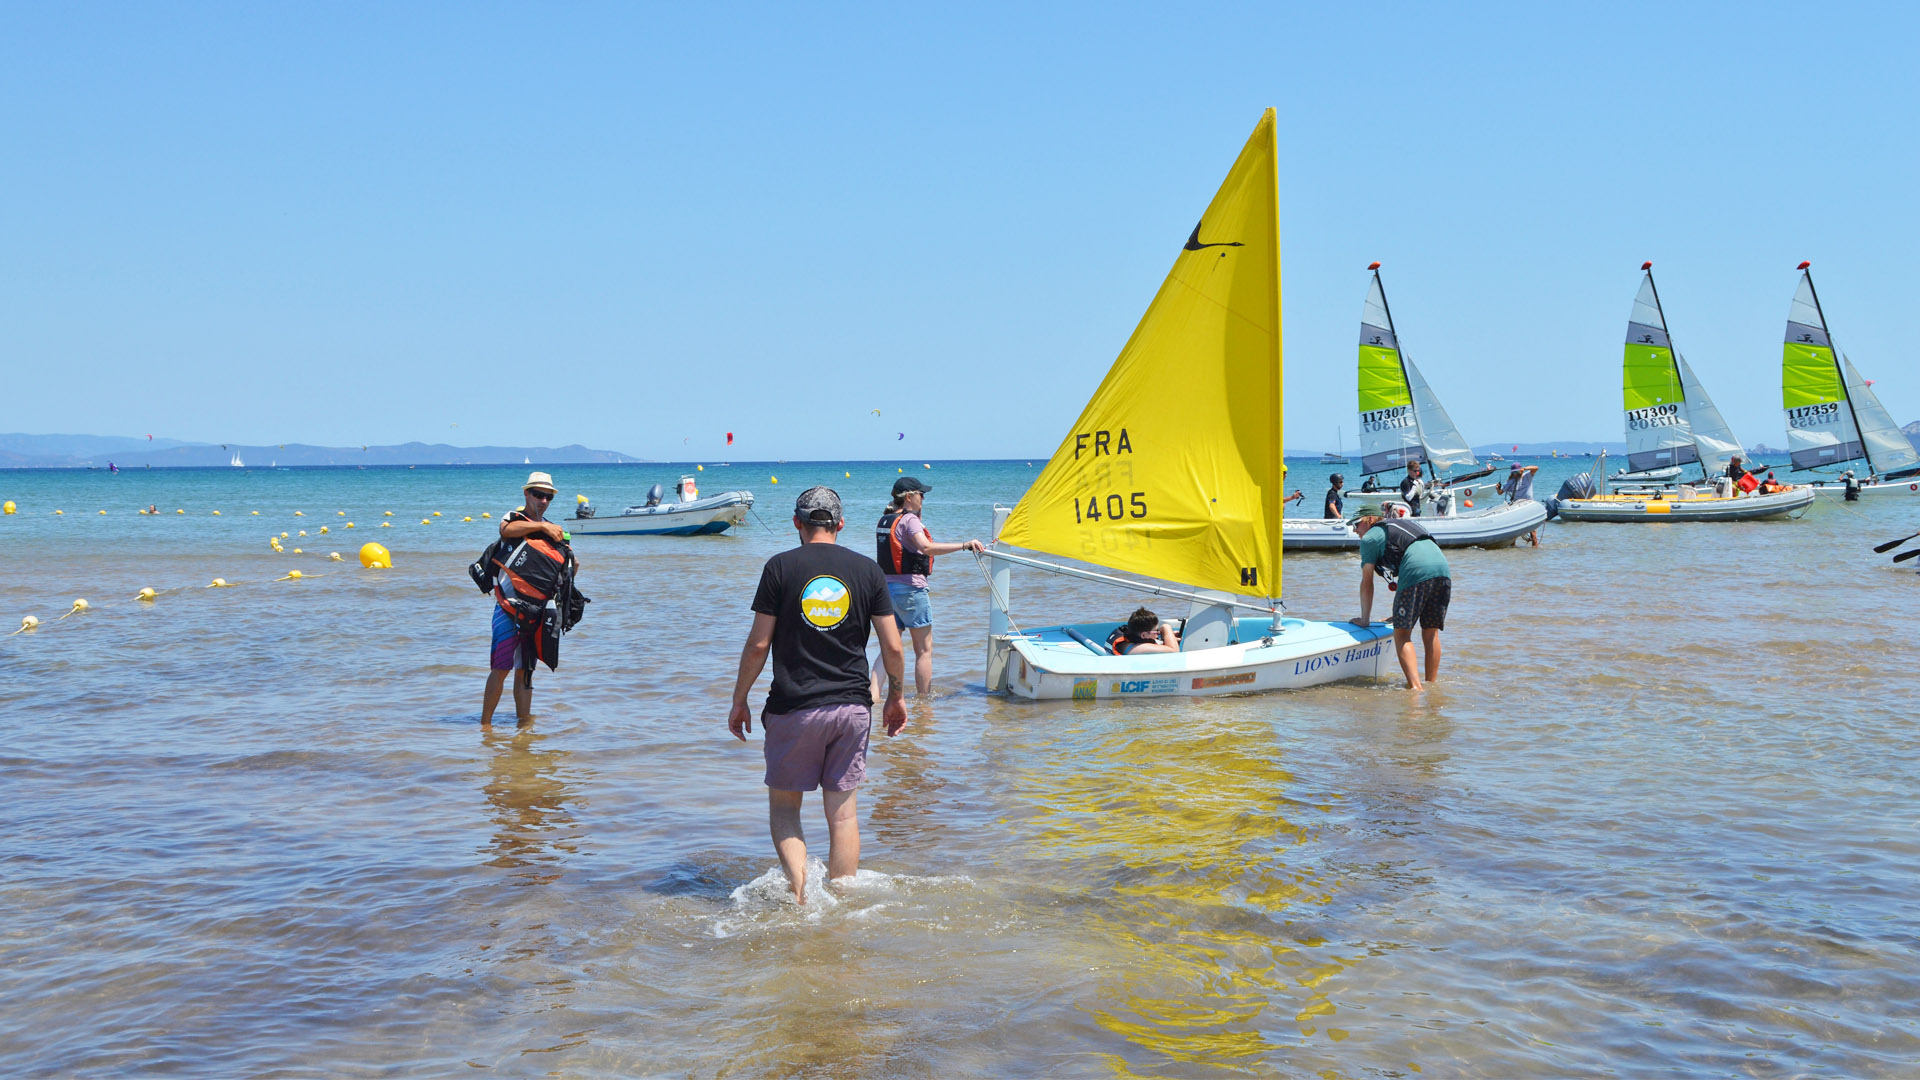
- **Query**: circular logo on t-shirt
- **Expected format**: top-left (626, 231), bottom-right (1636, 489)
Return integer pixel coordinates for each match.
top-left (799, 575), bottom-right (851, 629)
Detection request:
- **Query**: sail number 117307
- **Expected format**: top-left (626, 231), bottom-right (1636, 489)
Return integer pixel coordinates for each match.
top-left (1074, 492), bottom-right (1148, 523)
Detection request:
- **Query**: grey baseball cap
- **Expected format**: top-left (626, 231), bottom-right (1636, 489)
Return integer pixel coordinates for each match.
top-left (794, 486), bottom-right (843, 526)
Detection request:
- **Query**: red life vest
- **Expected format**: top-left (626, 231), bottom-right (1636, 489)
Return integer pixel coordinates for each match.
top-left (876, 509), bottom-right (934, 577)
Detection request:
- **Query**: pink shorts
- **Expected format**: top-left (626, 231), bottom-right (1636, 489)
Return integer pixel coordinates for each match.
top-left (762, 703), bottom-right (872, 792)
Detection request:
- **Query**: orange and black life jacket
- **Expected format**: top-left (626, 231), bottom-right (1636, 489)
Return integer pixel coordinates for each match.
top-left (876, 509), bottom-right (934, 577)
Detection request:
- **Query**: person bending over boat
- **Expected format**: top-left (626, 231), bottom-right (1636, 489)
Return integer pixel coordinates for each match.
top-left (1106, 607), bottom-right (1180, 655)
top-left (873, 477), bottom-right (985, 697)
top-left (1323, 474), bottom-right (1346, 520)
top-left (483, 472), bottom-right (566, 726)
top-left (730, 486), bottom-right (907, 904)
top-left (1502, 463), bottom-right (1542, 546)
top-left (1350, 513), bottom-right (1451, 691)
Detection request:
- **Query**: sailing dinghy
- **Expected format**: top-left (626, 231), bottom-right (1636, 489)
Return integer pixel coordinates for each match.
top-left (1781, 262), bottom-right (1920, 498)
top-left (1287, 263), bottom-right (1546, 550)
top-left (1556, 263), bottom-right (1813, 522)
top-left (982, 110), bottom-right (1392, 701)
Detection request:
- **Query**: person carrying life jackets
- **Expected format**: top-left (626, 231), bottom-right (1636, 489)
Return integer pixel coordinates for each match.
top-left (1350, 513), bottom-right (1451, 691)
top-left (1105, 607), bottom-right (1180, 655)
top-left (478, 472), bottom-right (587, 726)
top-left (870, 477), bottom-right (985, 697)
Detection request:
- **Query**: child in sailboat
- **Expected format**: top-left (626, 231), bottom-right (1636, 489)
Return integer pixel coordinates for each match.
top-left (1106, 608), bottom-right (1180, 655)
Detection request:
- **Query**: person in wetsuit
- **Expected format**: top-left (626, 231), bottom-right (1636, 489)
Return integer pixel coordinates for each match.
top-left (1323, 474), bottom-right (1346, 520)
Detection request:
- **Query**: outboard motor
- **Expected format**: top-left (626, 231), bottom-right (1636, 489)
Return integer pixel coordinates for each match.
top-left (644, 483), bottom-right (664, 508)
top-left (1546, 473), bottom-right (1596, 521)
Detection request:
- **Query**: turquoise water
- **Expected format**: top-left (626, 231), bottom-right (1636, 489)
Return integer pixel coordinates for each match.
top-left (3, 459), bottom-right (1917, 1076)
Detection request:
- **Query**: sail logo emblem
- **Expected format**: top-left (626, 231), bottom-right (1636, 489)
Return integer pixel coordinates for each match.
top-left (1183, 220), bottom-right (1243, 251)
top-left (1639, 333), bottom-right (1655, 344)
top-left (1797, 332), bottom-right (1814, 343)
top-left (1369, 334), bottom-right (1385, 345)
top-left (799, 576), bottom-right (852, 630)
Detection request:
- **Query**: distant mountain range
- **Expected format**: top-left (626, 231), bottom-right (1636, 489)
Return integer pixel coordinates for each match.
top-left (0, 433), bottom-right (646, 469)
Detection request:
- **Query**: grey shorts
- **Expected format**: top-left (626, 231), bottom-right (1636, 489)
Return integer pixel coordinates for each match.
top-left (1391, 576), bottom-right (1451, 632)
top-left (763, 703), bottom-right (872, 792)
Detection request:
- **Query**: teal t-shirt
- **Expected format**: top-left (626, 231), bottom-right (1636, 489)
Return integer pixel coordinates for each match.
top-left (1358, 525), bottom-right (1450, 589)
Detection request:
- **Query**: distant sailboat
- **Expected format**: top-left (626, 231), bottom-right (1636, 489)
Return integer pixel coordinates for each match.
top-left (1318, 427), bottom-right (1348, 464)
top-left (230, 453), bottom-right (244, 467)
top-left (1781, 262), bottom-right (1920, 497)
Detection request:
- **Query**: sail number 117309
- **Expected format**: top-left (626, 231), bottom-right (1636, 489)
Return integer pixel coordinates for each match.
top-left (1074, 492), bottom-right (1148, 523)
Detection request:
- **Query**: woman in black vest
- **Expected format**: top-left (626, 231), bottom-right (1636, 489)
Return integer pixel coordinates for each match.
top-left (872, 477), bottom-right (986, 697)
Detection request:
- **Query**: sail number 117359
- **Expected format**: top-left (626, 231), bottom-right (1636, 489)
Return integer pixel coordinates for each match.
top-left (1074, 492), bottom-right (1148, 523)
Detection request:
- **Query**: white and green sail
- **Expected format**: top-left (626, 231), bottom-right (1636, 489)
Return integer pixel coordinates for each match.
top-left (1620, 266), bottom-right (1745, 475)
top-left (1622, 270), bottom-right (1699, 472)
top-left (1781, 265), bottom-right (1919, 474)
top-left (1356, 266), bottom-right (1476, 476)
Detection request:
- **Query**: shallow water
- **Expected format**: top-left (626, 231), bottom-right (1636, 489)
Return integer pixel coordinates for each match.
top-left (3, 460), bottom-right (1917, 1077)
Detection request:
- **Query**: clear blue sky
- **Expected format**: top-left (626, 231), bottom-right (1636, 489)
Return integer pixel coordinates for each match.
top-left (5, 4), bottom-right (1915, 460)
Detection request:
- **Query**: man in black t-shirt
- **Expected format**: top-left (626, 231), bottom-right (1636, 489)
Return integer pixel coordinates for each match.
top-left (729, 486), bottom-right (906, 904)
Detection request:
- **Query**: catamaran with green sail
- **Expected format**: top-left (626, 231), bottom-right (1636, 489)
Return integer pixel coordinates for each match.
top-left (1781, 262), bottom-right (1920, 498)
top-left (1282, 263), bottom-right (1546, 550)
top-left (1555, 263), bottom-right (1814, 522)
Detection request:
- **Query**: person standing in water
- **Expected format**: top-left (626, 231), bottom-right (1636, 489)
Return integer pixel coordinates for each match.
top-left (483, 471), bottom-right (565, 726)
top-left (1502, 462), bottom-right (1541, 546)
top-left (731, 487), bottom-right (907, 904)
top-left (873, 477), bottom-right (984, 697)
top-left (1350, 512), bottom-right (1451, 691)
top-left (1322, 474), bottom-right (1346, 520)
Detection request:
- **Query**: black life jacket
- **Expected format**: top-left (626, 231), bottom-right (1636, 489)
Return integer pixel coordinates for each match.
top-left (1368, 519), bottom-right (1435, 582)
top-left (474, 526), bottom-right (591, 676)
top-left (876, 508), bottom-right (934, 577)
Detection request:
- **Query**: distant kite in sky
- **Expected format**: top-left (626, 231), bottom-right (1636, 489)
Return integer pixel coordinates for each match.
top-left (897, 432), bottom-right (905, 440)
top-left (726, 432), bottom-right (734, 446)
top-left (872, 409), bottom-right (882, 417)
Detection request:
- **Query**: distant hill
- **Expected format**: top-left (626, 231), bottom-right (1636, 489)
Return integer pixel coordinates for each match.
top-left (0, 434), bottom-right (646, 468)
top-left (1906, 420), bottom-right (1920, 453)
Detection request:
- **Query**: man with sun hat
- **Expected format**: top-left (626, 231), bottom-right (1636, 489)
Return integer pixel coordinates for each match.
top-left (482, 471), bottom-right (566, 726)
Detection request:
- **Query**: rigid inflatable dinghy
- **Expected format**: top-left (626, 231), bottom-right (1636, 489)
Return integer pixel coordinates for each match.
top-left (566, 476), bottom-right (753, 536)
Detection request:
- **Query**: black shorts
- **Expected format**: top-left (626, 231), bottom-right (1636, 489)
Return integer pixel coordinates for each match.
top-left (1391, 576), bottom-right (1450, 632)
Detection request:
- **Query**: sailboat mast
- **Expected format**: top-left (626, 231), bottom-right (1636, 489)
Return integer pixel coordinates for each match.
top-left (1802, 264), bottom-right (1870, 474)
top-left (1372, 267), bottom-right (1430, 470)
top-left (1643, 264), bottom-right (1706, 481)
top-left (1263, 115), bottom-right (1284, 609)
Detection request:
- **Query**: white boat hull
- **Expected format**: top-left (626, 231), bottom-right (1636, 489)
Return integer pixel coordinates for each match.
top-left (1002, 616), bottom-right (1394, 700)
top-left (1554, 485), bottom-right (1814, 522)
top-left (1285, 498), bottom-right (1546, 551)
top-left (1804, 477), bottom-right (1920, 498)
top-left (565, 491), bottom-right (754, 536)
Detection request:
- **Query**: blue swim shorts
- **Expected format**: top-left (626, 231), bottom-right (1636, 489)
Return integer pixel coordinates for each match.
top-left (490, 605), bottom-right (533, 671)
top-left (887, 582), bottom-right (932, 629)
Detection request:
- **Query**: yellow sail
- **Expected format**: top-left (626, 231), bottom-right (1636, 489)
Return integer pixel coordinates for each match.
top-left (999, 109), bottom-right (1284, 597)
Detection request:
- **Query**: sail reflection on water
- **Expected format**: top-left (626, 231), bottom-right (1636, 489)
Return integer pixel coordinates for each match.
top-left (989, 703), bottom-right (1362, 1069)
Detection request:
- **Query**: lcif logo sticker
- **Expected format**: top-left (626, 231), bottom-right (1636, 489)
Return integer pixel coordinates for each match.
top-left (800, 576), bottom-right (851, 629)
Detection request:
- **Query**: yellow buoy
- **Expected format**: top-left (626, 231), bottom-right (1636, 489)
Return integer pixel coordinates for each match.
top-left (294, 511), bottom-right (304, 517)
top-left (380, 522), bottom-right (391, 528)
top-left (251, 511), bottom-right (260, 516)
top-left (462, 516), bottom-right (472, 522)
top-left (845, 472), bottom-right (850, 478)
top-left (2, 500), bottom-right (14, 514)
top-left (12, 615), bottom-right (40, 634)
top-left (383, 511), bottom-right (393, 517)
top-left (696, 465), bottom-right (703, 471)
top-left (359, 542), bottom-right (392, 569)
top-left (319, 526), bottom-right (329, 534)
top-left (99, 509), bottom-right (107, 515)
top-left (212, 510), bottom-right (221, 515)
top-left (345, 522), bottom-right (355, 528)
top-left (328, 552), bottom-right (343, 562)
top-left (431, 511), bottom-right (441, 517)
top-left (54, 509), bottom-right (63, 514)
top-left (420, 518), bottom-right (430, 525)
top-left (481, 512), bottom-right (491, 519)
top-left (279, 569), bottom-right (304, 581)
top-left (337, 511), bottom-right (345, 516)
top-left (207, 578), bottom-right (232, 588)
top-left (176, 508), bottom-right (185, 514)
top-left (771, 476), bottom-right (778, 484)
top-left (280, 531), bottom-right (289, 538)
top-left (58, 599), bottom-right (89, 620)
top-left (292, 548), bottom-right (303, 554)
top-left (136, 587), bottom-right (158, 602)
top-left (298, 530), bottom-right (307, 537)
